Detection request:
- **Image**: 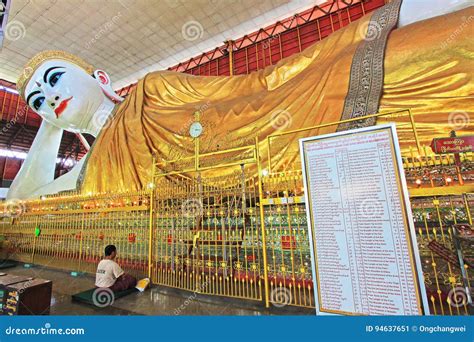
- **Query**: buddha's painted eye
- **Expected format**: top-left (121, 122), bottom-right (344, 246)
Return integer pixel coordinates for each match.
top-left (49, 71), bottom-right (65, 87)
top-left (32, 96), bottom-right (45, 110)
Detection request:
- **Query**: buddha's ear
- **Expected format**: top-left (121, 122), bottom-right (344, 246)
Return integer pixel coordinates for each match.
top-left (93, 70), bottom-right (124, 103)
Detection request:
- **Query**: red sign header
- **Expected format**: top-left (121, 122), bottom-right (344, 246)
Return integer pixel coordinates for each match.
top-left (430, 136), bottom-right (474, 154)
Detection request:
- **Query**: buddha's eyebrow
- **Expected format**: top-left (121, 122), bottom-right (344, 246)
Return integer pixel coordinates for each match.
top-left (26, 90), bottom-right (41, 105)
top-left (43, 66), bottom-right (64, 83)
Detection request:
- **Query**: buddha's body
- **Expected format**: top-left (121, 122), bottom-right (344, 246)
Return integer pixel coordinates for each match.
top-left (7, 0), bottom-right (474, 199)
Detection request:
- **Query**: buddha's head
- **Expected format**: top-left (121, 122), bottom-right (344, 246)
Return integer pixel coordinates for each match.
top-left (17, 50), bottom-right (122, 133)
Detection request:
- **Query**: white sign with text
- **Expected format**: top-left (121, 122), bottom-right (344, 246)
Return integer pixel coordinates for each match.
top-left (300, 124), bottom-right (428, 315)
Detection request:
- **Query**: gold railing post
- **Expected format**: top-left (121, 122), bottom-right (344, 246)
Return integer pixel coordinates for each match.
top-left (148, 157), bottom-right (156, 279)
top-left (407, 108), bottom-right (422, 156)
top-left (267, 135), bottom-right (272, 174)
top-left (77, 212), bottom-right (86, 272)
top-left (195, 135), bottom-right (200, 171)
top-left (256, 136), bottom-right (270, 307)
top-left (31, 236), bottom-right (37, 265)
top-left (226, 40), bottom-right (234, 76)
top-left (463, 193), bottom-right (472, 225)
top-left (31, 215), bottom-right (39, 265)
top-left (194, 110), bottom-right (201, 171)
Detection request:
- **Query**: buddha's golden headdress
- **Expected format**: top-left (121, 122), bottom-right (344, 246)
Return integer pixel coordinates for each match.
top-left (16, 50), bottom-right (94, 100)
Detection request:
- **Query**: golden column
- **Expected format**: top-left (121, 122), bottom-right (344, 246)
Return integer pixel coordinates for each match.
top-left (225, 40), bottom-right (234, 76)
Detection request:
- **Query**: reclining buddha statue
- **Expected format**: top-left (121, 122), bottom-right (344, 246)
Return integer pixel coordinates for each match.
top-left (7, 0), bottom-right (473, 199)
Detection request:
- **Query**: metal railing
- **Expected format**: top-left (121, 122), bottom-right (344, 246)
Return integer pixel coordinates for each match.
top-left (0, 110), bottom-right (472, 315)
top-left (0, 191), bottom-right (151, 280)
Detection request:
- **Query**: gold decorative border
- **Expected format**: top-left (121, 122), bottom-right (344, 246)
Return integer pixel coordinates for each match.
top-left (337, 0), bottom-right (403, 131)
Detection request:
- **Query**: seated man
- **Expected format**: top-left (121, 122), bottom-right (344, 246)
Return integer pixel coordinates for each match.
top-left (95, 245), bottom-right (137, 291)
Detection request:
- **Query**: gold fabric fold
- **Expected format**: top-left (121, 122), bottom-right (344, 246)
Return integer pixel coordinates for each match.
top-left (79, 7), bottom-right (473, 194)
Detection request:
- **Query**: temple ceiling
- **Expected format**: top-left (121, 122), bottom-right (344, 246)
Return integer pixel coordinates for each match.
top-left (0, 0), bottom-right (320, 89)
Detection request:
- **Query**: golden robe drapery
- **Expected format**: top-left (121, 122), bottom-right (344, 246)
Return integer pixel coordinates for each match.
top-left (79, 7), bottom-right (474, 194)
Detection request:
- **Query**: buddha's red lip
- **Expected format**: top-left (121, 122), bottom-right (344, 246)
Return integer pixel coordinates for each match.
top-left (54, 96), bottom-right (73, 118)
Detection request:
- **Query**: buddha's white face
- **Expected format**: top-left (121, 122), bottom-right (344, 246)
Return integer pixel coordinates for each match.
top-left (24, 59), bottom-right (105, 132)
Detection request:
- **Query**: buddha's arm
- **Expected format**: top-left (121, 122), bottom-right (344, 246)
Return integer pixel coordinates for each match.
top-left (7, 120), bottom-right (63, 200)
top-left (29, 157), bottom-right (86, 198)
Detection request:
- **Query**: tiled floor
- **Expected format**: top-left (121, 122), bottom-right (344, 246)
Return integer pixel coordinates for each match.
top-left (4, 264), bottom-right (313, 316)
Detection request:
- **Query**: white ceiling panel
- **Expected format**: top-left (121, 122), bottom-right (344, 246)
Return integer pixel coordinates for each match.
top-left (0, 0), bottom-right (320, 89)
